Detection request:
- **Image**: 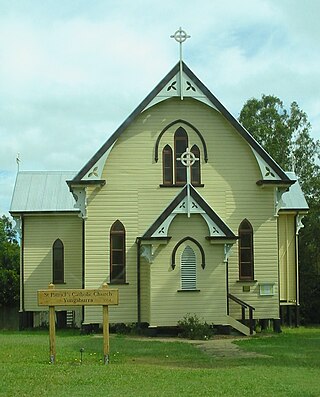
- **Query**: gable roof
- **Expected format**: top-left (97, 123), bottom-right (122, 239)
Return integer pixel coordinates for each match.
top-left (10, 171), bottom-right (78, 214)
top-left (71, 61), bottom-right (292, 185)
top-left (279, 172), bottom-right (309, 211)
top-left (141, 184), bottom-right (237, 240)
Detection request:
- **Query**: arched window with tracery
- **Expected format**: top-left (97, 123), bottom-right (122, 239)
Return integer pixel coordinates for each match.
top-left (238, 219), bottom-right (254, 280)
top-left (110, 220), bottom-right (126, 283)
top-left (174, 127), bottom-right (188, 184)
top-left (191, 144), bottom-right (201, 185)
top-left (53, 239), bottom-right (64, 284)
top-left (162, 145), bottom-right (173, 185)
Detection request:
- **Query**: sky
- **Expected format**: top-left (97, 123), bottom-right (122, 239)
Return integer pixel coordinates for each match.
top-left (1, 0), bottom-right (319, 215)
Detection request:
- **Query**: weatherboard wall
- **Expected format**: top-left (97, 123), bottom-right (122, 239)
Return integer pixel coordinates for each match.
top-left (83, 97), bottom-right (280, 324)
top-left (278, 213), bottom-right (297, 303)
top-left (149, 214), bottom-right (227, 326)
top-left (23, 214), bottom-right (83, 311)
top-left (227, 188), bottom-right (280, 320)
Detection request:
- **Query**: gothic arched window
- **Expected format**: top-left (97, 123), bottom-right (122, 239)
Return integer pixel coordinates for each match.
top-left (110, 220), bottom-right (126, 283)
top-left (191, 144), bottom-right (201, 185)
top-left (53, 239), bottom-right (64, 284)
top-left (174, 127), bottom-right (188, 184)
top-left (238, 219), bottom-right (254, 280)
top-left (180, 246), bottom-right (197, 290)
top-left (162, 145), bottom-right (173, 185)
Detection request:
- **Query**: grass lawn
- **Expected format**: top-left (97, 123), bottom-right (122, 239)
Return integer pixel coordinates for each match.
top-left (0, 327), bottom-right (319, 396)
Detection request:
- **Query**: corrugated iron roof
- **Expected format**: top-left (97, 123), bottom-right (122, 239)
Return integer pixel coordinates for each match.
top-left (280, 172), bottom-right (309, 211)
top-left (10, 171), bottom-right (78, 213)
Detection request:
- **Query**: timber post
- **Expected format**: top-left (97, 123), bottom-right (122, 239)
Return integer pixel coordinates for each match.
top-left (48, 283), bottom-right (56, 364)
top-left (102, 283), bottom-right (110, 365)
top-left (38, 283), bottom-right (119, 364)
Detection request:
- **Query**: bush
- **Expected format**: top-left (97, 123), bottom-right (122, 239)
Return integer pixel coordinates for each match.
top-left (177, 313), bottom-right (214, 340)
top-left (110, 322), bottom-right (149, 335)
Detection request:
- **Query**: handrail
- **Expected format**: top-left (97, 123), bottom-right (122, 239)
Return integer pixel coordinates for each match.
top-left (228, 293), bottom-right (255, 335)
top-left (228, 293), bottom-right (255, 311)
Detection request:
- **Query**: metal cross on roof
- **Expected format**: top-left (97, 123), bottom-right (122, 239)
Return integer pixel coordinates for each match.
top-left (177, 148), bottom-right (199, 218)
top-left (170, 27), bottom-right (191, 100)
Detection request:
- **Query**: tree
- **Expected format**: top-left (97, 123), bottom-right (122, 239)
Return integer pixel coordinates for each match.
top-left (239, 95), bottom-right (320, 324)
top-left (0, 215), bottom-right (20, 306)
top-left (239, 95), bottom-right (320, 200)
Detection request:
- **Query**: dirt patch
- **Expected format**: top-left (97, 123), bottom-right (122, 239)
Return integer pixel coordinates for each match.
top-left (128, 335), bottom-right (270, 359)
top-left (191, 338), bottom-right (270, 358)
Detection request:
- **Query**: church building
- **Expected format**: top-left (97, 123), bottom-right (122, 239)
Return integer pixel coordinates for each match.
top-left (10, 30), bottom-right (308, 334)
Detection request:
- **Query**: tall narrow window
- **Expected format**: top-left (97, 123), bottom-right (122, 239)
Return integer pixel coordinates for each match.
top-left (162, 145), bottom-right (173, 185)
top-left (53, 239), bottom-right (64, 284)
top-left (191, 145), bottom-right (201, 185)
top-left (110, 220), bottom-right (126, 283)
top-left (181, 246), bottom-right (196, 290)
top-left (175, 127), bottom-right (188, 184)
top-left (238, 220), bottom-right (254, 280)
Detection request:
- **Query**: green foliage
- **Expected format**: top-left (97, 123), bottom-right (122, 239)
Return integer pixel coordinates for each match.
top-left (239, 95), bottom-right (320, 199)
top-left (110, 322), bottom-right (147, 335)
top-left (177, 313), bottom-right (213, 340)
top-left (239, 95), bottom-right (320, 324)
top-left (299, 204), bottom-right (320, 324)
top-left (0, 215), bottom-right (20, 306)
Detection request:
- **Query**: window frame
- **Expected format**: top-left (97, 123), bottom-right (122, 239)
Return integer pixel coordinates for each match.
top-left (110, 220), bottom-right (126, 284)
top-left (53, 238), bottom-right (64, 284)
top-left (238, 219), bottom-right (254, 280)
top-left (191, 144), bottom-right (201, 185)
top-left (174, 127), bottom-right (188, 185)
top-left (162, 144), bottom-right (173, 185)
top-left (160, 127), bottom-right (204, 187)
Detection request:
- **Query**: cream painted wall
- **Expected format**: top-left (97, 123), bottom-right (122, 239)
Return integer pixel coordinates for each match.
top-left (23, 214), bottom-right (82, 311)
top-left (149, 214), bottom-right (226, 326)
top-left (278, 213), bottom-right (297, 303)
top-left (83, 97), bottom-right (280, 325)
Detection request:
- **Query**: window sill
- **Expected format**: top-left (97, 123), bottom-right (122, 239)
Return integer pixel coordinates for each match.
top-left (108, 282), bottom-right (129, 285)
top-left (177, 289), bottom-right (201, 292)
top-left (53, 282), bottom-right (66, 285)
top-left (160, 184), bottom-right (204, 188)
top-left (236, 280), bottom-right (257, 283)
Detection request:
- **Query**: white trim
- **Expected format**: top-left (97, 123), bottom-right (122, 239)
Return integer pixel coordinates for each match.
top-left (82, 141), bottom-right (117, 181)
top-left (251, 148), bottom-right (282, 181)
top-left (296, 214), bottom-right (305, 234)
top-left (71, 187), bottom-right (87, 219)
top-left (150, 192), bottom-right (227, 238)
top-left (143, 71), bottom-right (219, 112)
top-left (12, 216), bottom-right (22, 239)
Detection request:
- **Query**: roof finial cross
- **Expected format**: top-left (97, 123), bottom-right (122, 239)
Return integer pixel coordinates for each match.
top-left (170, 28), bottom-right (191, 101)
top-left (16, 152), bottom-right (21, 173)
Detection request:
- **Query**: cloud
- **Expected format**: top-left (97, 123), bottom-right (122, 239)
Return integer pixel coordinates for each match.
top-left (1, 0), bottom-right (319, 215)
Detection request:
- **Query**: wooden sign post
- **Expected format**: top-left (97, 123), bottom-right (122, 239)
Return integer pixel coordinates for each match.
top-left (38, 283), bottom-right (119, 365)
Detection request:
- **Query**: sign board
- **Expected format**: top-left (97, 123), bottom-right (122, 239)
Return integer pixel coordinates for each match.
top-left (38, 288), bottom-right (119, 306)
top-left (37, 283), bottom-right (118, 365)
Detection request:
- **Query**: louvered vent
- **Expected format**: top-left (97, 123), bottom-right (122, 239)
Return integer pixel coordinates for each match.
top-left (181, 246), bottom-right (196, 290)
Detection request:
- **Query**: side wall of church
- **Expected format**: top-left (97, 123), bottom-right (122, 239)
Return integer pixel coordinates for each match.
top-left (23, 214), bottom-right (83, 311)
top-left (278, 213), bottom-right (297, 303)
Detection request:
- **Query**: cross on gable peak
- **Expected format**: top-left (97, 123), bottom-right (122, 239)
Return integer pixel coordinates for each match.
top-left (170, 27), bottom-right (191, 45)
top-left (170, 28), bottom-right (191, 100)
